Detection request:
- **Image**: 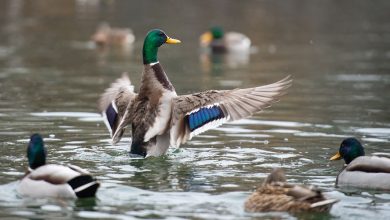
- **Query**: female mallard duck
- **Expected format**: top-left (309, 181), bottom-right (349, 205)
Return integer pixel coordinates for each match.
top-left (92, 23), bottom-right (135, 47)
top-left (17, 134), bottom-right (100, 198)
top-left (330, 138), bottom-right (390, 190)
top-left (98, 29), bottom-right (292, 157)
top-left (245, 168), bottom-right (338, 212)
top-left (199, 26), bottom-right (251, 53)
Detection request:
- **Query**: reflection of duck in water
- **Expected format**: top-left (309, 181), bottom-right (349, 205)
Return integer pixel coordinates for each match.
top-left (92, 23), bottom-right (135, 48)
top-left (98, 29), bottom-right (292, 158)
top-left (330, 138), bottom-right (390, 190)
top-left (245, 168), bottom-right (338, 212)
top-left (199, 27), bottom-right (251, 71)
top-left (18, 134), bottom-right (100, 198)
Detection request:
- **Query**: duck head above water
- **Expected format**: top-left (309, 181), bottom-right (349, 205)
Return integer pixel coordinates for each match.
top-left (330, 138), bottom-right (365, 164)
top-left (143, 29), bottom-right (181, 65)
top-left (27, 134), bottom-right (47, 169)
top-left (263, 168), bottom-right (287, 185)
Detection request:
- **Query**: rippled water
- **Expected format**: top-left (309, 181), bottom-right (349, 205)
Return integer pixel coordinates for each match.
top-left (1, 0), bottom-right (390, 219)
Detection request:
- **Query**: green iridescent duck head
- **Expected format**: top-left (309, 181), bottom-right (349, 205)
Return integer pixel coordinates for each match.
top-left (143, 29), bottom-right (181, 65)
top-left (330, 138), bottom-right (365, 164)
top-left (27, 134), bottom-right (47, 169)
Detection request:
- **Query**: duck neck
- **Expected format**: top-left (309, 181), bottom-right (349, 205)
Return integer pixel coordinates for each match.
top-left (28, 147), bottom-right (46, 169)
top-left (143, 43), bottom-right (159, 65)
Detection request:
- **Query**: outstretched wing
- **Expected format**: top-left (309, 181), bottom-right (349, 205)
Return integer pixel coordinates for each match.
top-left (98, 73), bottom-right (137, 142)
top-left (170, 76), bottom-right (292, 147)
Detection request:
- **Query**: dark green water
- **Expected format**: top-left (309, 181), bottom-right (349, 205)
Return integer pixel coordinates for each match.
top-left (0, 0), bottom-right (390, 219)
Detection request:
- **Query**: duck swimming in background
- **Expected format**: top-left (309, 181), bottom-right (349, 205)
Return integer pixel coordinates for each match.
top-left (92, 23), bottom-right (135, 47)
top-left (330, 138), bottom-right (390, 190)
top-left (245, 168), bottom-right (338, 212)
top-left (17, 134), bottom-right (100, 198)
top-left (199, 26), bottom-right (251, 53)
top-left (98, 29), bottom-right (291, 158)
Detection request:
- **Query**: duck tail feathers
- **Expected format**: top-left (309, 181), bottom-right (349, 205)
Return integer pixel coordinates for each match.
top-left (310, 199), bottom-right (339, 208)
top-left (68, 175), bottom-right (100, 198)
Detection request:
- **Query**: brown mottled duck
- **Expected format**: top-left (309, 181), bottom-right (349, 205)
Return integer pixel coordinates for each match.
top-left (245, 168), bottom-right (338, 212)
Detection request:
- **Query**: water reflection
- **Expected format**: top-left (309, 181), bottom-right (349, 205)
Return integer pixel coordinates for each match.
top-left (200, 51), bottom-right (250, 74)
top-left (129, 157), bottom-right (195, 191)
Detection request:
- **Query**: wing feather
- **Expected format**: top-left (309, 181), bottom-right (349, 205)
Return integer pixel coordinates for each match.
top-left (170, 76), bottom-right (292, 146)
top-left (98, 73), bottom-right (137, 142)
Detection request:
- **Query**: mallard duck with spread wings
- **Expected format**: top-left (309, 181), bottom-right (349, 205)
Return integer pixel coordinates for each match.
top-left (98, 29), bottom-right (292, 157)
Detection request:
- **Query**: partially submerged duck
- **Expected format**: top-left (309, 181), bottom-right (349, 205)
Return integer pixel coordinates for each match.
top-left (92, 23), bottom-right (135, 47)
top-left (17, 134), bottom-right (100, 198)
top-left (330, 138), bottom-right (390, 190)
top-left (199, 26), bottom-right (251, 53)
top-left (98, 29), bottom-right (291, 157)
top-left (245, 168), bottom-right (338, 212)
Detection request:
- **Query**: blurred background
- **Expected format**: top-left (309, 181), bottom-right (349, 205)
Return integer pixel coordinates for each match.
top-left (0, 0), bottom-right (389, 219)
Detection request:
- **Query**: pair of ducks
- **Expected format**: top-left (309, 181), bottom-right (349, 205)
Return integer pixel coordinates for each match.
top-left (92, 24), bottom-right (251, 53)
top-left (246, 137), bottom-right (390, 212)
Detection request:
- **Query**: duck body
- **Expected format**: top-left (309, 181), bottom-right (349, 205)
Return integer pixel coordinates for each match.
top-left (17, 134), bottom-right (99, 198)
top-left (335, 155), bottom-right (390, 190)
top-left (92, 23), bottom-right (135, 47)
top-left (330, 138), bottom-right (390, 190)
top-left (128, 62), bottom-right (177, 156)
top-left (18, 164), bottom-right (99, 198)
top-left (222, 32), bottom-right (251, 52)
top-left (245, 168), bottom-right (338, 212)
top-left (99, 29), bottom-right (291, 157)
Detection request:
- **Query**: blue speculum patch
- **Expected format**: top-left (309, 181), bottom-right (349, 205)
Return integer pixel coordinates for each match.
top-left (105, 103), bottom-right (117, 130)
top-left (187, 105), bottom-right (225, 131)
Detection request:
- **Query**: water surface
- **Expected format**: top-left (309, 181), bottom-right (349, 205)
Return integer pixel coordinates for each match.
top-left (0, 0), bottom-right (390, 219)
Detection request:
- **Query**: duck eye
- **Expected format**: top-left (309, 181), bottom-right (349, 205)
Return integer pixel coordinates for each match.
top-left (158, 32), bottom-right (165, 37)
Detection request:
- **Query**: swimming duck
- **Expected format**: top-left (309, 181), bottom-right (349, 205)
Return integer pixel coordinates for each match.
top-left (92, 23), bottom-right (135, 47)
top-left (330, 138), bottom-right (390, 190)
top-left (245, 168), bottom-right (338, 212)
top-left (199, 26), bottom-right (251, 53)
top-left (98, 29), bottom-right (292, 157)
top-left (17, 134), bottom-right (100, 198)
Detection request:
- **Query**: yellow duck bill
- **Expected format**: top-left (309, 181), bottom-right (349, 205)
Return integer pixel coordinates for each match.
top-left (330, 151), bottom-right (342, 160)
top-left (166, 37), bottom-right (181, 44)
top-left (200, 32), bottom-right (213, 45)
